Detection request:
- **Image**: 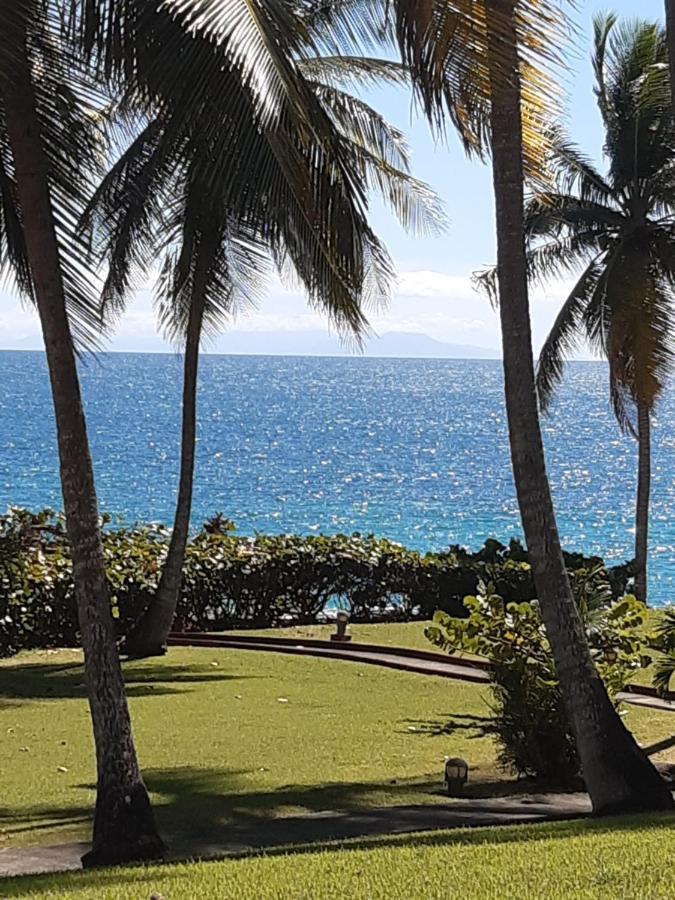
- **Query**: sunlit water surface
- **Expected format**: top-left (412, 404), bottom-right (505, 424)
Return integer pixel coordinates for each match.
top-left (1, 351), bottom-right (673, 604)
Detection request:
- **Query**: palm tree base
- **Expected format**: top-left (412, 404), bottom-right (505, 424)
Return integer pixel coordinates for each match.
top-left (81, 835), bottom-right (165, 869)
top-left (591, 788), bottom-right (674, 817)
top-left (120, 637), bottom-right (169, 660)
top-left (81, 782), bottom-right (165, 868)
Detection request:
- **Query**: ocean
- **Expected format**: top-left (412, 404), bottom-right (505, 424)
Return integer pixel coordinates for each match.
top-left (1, 350), bottom-right (673, 604)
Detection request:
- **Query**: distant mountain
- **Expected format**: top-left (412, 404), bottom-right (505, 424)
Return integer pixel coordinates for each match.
top-left (2, 328), bottom-right (500, 358)
top-left (367, 331), bottom-right (499, 359)
top-left (210, 329), bottom-right (500, 359)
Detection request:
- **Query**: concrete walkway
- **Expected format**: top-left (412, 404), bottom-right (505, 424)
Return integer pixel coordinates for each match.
top-left (0, 793), bottom-right (594, 878)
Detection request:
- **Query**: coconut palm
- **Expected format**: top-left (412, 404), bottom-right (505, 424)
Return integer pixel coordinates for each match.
top-left (665, 1), bottom-right (675, 107)
top-left (86, 50), bottom-right (442, 658)
top-left (2, 0), bottom-right (417, 863)
top-left (0, 2), bottom-right (164, 865)
top-left (519, 16), bottom-right (675, 605)
top-left (379, 0), bottom-right (673, 811)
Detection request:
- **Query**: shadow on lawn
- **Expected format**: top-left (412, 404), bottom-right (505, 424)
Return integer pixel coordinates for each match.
top-left (401, 711), bottom-right (493, 738)
top-left (0, 661), bottom-right (250, 703)
top-left (4, 807), bottom-right (675, 898)
top-left (0, 766), bottom-right (449, 843)
top-left (0, 761), bottom-right (573, 848)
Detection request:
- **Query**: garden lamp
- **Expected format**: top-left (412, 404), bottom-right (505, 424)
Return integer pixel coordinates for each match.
top-left (331, 609), bottom-right (352, 643)
top-left (445, 757), bottom-right (469, 796)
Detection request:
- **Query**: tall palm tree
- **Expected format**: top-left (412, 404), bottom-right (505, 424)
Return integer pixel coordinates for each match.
top-left (517, 16), bottom-right (675, 605)
top-left (87, 51), bottom-right (442, 658)
top-left (2, 0), bottom-right (416, 862)
top-left (0, 2), bottom-right (163, 865)
top-left (665, 0), bottom-right (675, 108)
top-left (381, 0), bottom-right (672, 811)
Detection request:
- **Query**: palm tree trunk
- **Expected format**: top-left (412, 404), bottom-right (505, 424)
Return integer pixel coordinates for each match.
top-left (665, 0), bottom-right (675, 115)
top-left (487, 0), bottom-right (672, 813)
top-left (634, 402), bottom-right (651, 604)
top-left (2, 24), bottom-right (163, 866)
top-left (123, 260), bottom-right (208, 658)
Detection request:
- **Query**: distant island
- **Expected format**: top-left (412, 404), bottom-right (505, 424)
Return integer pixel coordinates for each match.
top-left (207, 329), bottom-right (501, 359)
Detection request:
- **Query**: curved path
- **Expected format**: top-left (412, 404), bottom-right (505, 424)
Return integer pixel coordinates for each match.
top-left (168, 631), bottom-right (675, 714)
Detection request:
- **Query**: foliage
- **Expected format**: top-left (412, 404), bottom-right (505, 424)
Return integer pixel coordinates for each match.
top-left (650, 607), bottom-right (675, 697)
top-left (477, 15), bottom-right (675, 430)
top-left (0, 508), bottom-right (634, 658)
top-left (426, 583), bottom-right (650, 783)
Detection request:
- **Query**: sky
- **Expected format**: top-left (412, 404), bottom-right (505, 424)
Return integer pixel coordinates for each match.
top-left (0, 0), bottom-right (665, 357)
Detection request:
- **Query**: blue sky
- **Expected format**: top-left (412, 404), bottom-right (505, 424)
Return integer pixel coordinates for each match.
top-left (0, 0), bottom-right (666, 355)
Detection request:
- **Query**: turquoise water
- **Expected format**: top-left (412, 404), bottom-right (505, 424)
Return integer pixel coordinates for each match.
top-left (1, 350), bottom-right (673, 604)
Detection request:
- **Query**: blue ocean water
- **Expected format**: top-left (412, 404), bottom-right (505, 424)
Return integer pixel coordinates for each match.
top-left (1, 350), bottom-right (674, 604)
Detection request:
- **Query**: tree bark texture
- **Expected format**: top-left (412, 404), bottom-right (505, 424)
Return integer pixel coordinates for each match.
top-left (486, 0), bottom-right (672, 813)
top-left (634, 402), bottom-right (651, 604)
top-left (1, 18), bottom-right (164, 865)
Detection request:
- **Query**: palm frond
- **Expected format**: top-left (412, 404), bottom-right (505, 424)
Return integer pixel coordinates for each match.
top-left (389, 0), bottom-right (572, 175)
top-left (0, 9), bottom-right (106, 350)
top-left (653, 651), bottom-right (675, 698)
top-left (82, 116), bottom-right (181, 323)
top-left (308, 81), bottom-right (410, 171)
top-left (156, 207), bottom-right (270, 346)
top-left (298, 55), bottom-right (408, 89)
top-left (593, 13), bottom-right (674, 190)
top-left (348, 142), bottom-right (446, 237)
top-left (299, 0), bottom-right (395, 56)
top-left (536, 259), bottom-right (605, 411)
top-left (546, 127), bottom-right (616, 207)
top-left (524, 192), bottom-right (626, 238)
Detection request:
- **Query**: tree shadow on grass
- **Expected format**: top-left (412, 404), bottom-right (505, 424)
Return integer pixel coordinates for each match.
top-left (3, 799), bottom-right (675, 898)
top-left (0, 766), bottom-right (452, 847)
top-left (0, 760), bottom-right (583, 854)
top-left (401, 711), bottom-right (494, 738)
top-left (0, 661), bottom-right (253, 703)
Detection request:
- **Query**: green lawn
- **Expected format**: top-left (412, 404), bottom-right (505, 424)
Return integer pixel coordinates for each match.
top-left (229, 621), bottom-right (437, 653)
top-left (7, 814), bottom-right (675, 898)
top-left (1, 639), bottom-right (673, 858)
top-left (0, 645), bottom-right (498, 850)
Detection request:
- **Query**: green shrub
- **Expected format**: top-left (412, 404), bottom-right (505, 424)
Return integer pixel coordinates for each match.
top-left (426, 581), bottom-right (649, 784)
top-left (651, 607), bottom-right (675, 697)
top-left (0, 508), bottom-right (635, 658)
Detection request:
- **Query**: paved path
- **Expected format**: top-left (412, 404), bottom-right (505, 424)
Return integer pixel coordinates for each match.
top-left (169, 632), bottom-right (491, 683)
top-left (0, 793), bottom-right (593, 879)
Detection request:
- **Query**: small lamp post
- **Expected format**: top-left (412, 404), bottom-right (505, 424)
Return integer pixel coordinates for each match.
top-left (330, 610), bottom-right (352, 643)
top-left (444, 757), bottom-right (469, 796)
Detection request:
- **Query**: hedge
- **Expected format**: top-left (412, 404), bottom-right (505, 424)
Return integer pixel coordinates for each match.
top-left (0, 508), bottom-right (633, 657)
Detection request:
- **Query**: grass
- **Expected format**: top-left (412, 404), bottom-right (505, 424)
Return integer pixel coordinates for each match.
top-left (0, 644), bottom-right (499, 850)
top-left (1, 633), bottom-right (674, 858)
top-left (7, 814), bottom-right (675, 898)
top-left (229, 621), bottom-right (438, 653)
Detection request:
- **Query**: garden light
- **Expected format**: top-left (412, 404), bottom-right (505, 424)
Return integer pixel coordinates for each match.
top-left (445, 757), bottom-right (469, 796)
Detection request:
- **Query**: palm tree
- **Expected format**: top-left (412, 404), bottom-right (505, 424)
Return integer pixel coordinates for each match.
top-left (0, 3), bottom-right (163, 865)
top-left (87, 50), bottom-right (442, 658)
top-left (519, 16), bottom-right (675, 606)
top-left (2, 0), bottom-right (417, 861)
top-left (665, 1), bottom-right (675, 108)
top-left (381, 0), bottom-right (673, 811)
